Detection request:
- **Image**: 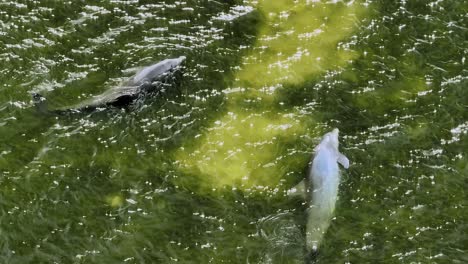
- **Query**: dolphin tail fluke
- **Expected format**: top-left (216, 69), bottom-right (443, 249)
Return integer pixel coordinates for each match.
top-left (32, 93), bottom-right (49, 114)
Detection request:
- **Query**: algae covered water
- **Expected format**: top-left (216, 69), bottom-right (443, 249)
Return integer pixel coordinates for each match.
top-left (0, 0), bottom-right (466, 263)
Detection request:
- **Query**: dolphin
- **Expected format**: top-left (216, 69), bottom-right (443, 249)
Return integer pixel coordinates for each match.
top-left (32, 56), bottom-right (186, 114)
top-left (290, 128), bottom-right (349, 258)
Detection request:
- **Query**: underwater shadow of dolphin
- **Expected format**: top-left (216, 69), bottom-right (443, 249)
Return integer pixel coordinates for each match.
top-left (32, 56), bottom-right (186, 115)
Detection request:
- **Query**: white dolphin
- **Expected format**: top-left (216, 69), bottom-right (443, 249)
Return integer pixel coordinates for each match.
top-left (291, 128), bottom-right (349, 254)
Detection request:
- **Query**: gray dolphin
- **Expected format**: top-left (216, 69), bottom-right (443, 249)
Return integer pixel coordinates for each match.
top-left (33, 56), bottom-right (186, 114)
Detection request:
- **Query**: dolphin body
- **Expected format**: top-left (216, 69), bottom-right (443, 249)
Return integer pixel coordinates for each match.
top-left (33, 56), bottom-right (186, 114)
top-left (292, 128), bottom-right (349, 258)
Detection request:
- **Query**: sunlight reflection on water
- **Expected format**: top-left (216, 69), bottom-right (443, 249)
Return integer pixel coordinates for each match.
top-left (0, 0), bottom-right (466, 263)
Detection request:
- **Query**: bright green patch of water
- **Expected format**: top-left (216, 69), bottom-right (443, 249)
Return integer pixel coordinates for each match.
top-left (176, 0), bottom-right (370, 190)
top-left (237, 0), bottom-right (366, 88)
top-left (177, 110), bottom-right (307, 189)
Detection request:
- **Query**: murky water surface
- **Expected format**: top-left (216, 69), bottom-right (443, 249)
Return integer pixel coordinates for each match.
top-left (0, 0), bottom-right (466, 263)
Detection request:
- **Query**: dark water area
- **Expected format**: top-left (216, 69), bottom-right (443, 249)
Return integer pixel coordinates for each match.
top-left (0, 0), bottom-right (466, 263)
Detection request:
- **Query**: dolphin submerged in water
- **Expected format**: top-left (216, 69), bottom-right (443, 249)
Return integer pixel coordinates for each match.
top-left (33, 56), bottom-right (186, 114)
top-left (291, 128), bottom-right (349, 257)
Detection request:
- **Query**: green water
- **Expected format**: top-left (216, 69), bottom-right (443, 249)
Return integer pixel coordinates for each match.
top-left (0, 0), bottom-right (467, 263)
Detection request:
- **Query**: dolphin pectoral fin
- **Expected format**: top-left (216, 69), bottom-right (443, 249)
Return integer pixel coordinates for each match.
top-left (288, 179), bottom-right (307, 199)
top-left (338, 153), bottom-right (350, 169)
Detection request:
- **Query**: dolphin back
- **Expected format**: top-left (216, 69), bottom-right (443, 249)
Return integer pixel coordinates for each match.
top-left (131, 56), bottom-right (186, 85)
top-left (31, 56), bottom-right (186, 114)
top-left (305, 128), bottom-right (349, 252)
